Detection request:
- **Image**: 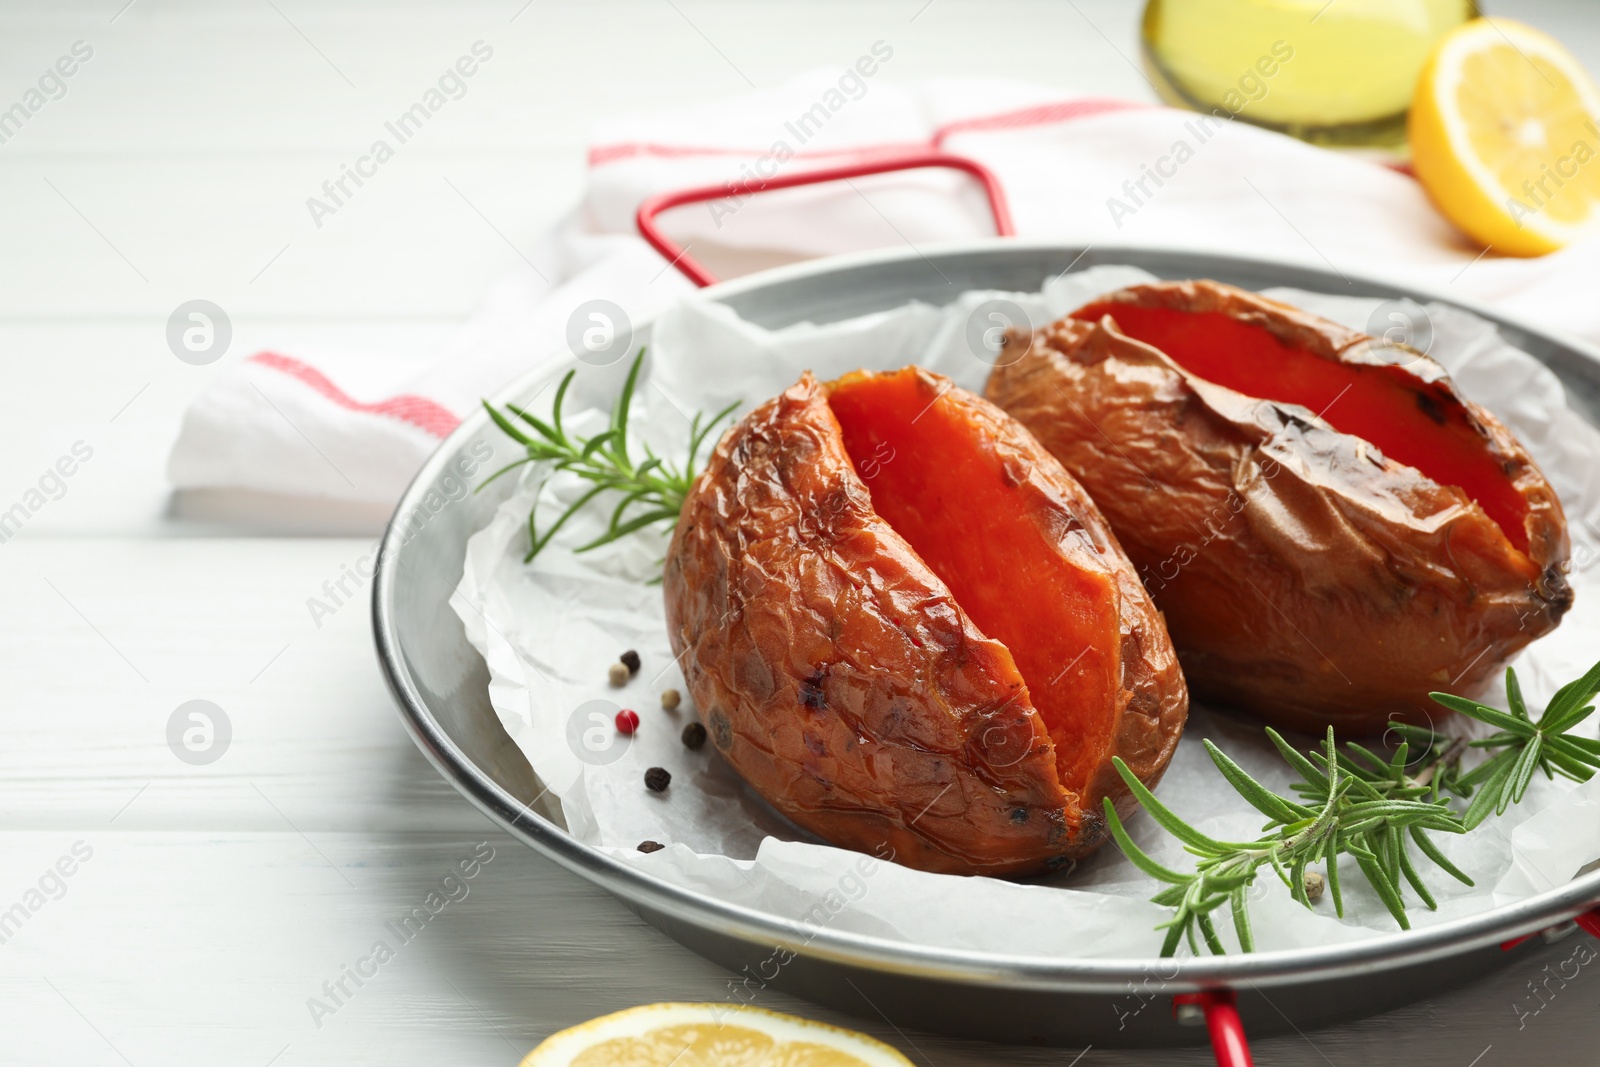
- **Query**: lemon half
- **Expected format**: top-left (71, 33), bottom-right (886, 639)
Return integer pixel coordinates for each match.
top-left (520, 1003), bottom-right (916, 1067)
top-left (1410, 17), bottom-right (1600, 256)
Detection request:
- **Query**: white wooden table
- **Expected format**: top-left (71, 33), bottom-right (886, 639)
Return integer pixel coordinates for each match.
top-left (2, 2), bottom-right (1595, 1064)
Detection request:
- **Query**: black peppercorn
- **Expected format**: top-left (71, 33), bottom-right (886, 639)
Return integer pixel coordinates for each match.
top-left (637, 840), bottom-right (666, 854)
top-left (644, 766), bottom-right (671, 792)
top-left (681, 722), bottom-right (708, 750)
top-left (620, 649), bottom-right (641, 675)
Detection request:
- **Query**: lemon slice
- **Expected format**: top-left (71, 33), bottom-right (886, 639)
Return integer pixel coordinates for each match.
top-left (519, 1003), bottom-right (916, 1067)
top-left (1410, 17), bottom-right (1600, 256)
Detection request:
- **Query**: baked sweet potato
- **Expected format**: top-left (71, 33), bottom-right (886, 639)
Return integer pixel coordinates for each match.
top-left (986, 280), bottom-right (1571, 735)
top-left (663, 367), bottom-right (1187, 876)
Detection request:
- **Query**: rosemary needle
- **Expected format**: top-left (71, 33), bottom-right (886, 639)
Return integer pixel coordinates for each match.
top-left (481, 349), bottom-right (738, 565)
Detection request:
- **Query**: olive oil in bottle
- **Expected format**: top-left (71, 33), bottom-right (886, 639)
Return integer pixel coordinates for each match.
top-left (1141, 0), bottom-right (1478, 148)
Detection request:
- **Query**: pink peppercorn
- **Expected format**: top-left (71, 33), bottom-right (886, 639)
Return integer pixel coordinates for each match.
top-left (615, 709), bottom-right (641, 735)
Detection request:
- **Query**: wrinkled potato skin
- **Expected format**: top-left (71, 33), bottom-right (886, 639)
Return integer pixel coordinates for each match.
top-left (987, 283), bottom-right (1571, 735)
top-left (663, 369), bottom-right (1186, 876)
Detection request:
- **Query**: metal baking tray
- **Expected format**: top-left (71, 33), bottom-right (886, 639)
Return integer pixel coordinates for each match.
top-left (373, 241), bottom-right (1600, 1048)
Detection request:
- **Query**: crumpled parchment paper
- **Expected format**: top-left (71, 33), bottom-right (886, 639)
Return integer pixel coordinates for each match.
top-left (453, 266), bottom-right (1600, 960)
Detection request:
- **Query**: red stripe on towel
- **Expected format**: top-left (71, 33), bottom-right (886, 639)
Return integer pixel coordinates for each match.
top-left (588, 97), bottom-right (1152, 167)
top-left (249, 351), bottom-right (460, 438)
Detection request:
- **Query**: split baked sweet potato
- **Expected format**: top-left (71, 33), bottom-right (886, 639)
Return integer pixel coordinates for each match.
top-left (986, 280), bottom-right (1571, 735)
top-left (663, 367), bottom-right (1187, 876)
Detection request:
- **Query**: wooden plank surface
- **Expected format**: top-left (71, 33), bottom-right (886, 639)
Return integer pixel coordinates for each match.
top-left (2, 1), bottom-right (1596, 1064)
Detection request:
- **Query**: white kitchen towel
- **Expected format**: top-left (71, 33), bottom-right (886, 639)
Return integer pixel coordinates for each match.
top-left (168, 69), bottom-right (1600, 507)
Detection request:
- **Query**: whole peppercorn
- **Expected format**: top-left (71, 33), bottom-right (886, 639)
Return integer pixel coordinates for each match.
top-left (637, 840), bottom-right (666, 854)
top-left (614, 709), bottom-right (640, 735)
top-left (681, 722), bottom-right (707, 750)
top-left (644, 766), bottom-right (672, 793)
top-left (607, 662), bottom-right (630, 688)
top-left (661, 688), bottom-right (682, 711)
top-left (1304, 870), bottom-right (1327, 904)
top-left (620, 649), bottom-right (642, 675)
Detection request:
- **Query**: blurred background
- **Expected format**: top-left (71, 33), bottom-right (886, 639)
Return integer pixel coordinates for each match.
top-left (3, 0), bottom-right (1598, 536)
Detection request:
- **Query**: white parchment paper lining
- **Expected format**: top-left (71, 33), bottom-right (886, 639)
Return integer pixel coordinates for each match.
top-left (453, 266), bottom-right (1600, 960)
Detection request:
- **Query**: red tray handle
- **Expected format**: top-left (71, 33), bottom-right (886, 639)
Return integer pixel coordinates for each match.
top-left (1166, 906), bottom-right (1600, 1065)
top-left (635, 151), bottom-right (1015, 288)
top-left (1501, 904), bottom-right (1600, 951)
top-left (1174, 991), bottom-right (1254, 1067)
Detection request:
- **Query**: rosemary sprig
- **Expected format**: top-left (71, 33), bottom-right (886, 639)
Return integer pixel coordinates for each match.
top-left (1106, 661), bottom-right (1600, 956)
top-left (1425, 659), bottom-right (1600, 828)
top-left (480, 350), bottom-right (737, 563)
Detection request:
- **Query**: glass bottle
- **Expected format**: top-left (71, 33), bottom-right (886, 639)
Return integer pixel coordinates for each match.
top-left (1141, 0), bottom-right (1480, 148)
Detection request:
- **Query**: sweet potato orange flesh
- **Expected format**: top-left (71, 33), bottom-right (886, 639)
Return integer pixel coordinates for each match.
top-left (667, 367), bottom-right (1188, 874)
top-left (827, 371), bottom-right (1121, 793)
top-left (1070, 302), bottom-right (1531, 553)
